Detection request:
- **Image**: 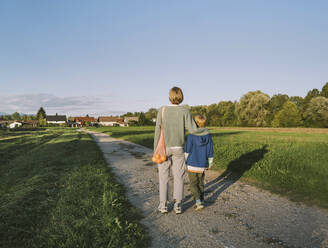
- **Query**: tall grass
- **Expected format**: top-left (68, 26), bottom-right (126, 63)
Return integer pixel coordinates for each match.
top-left (88, 126), bottom-right (328, 208)
top-left (0, 129), bottom-right (149, 248)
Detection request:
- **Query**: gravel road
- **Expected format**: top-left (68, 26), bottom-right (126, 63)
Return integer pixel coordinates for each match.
top-left (87, 130), bottom-right (328, 248)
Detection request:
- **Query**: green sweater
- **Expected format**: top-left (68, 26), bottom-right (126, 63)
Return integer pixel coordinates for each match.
top-left (154, 105), bottom-right (208, 150)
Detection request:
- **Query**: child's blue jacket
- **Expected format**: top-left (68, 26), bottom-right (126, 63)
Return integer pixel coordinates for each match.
top-left (185, 133), bottom-right (214, 168)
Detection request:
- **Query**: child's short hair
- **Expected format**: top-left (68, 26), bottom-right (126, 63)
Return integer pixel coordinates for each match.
top-left (169, 87), bottom-right (184, 104)
top-left (194, 115), bottom-right (206, 128)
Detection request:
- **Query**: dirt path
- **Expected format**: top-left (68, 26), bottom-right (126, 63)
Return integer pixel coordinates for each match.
top-left (87, 130), bottom-right (328, 248)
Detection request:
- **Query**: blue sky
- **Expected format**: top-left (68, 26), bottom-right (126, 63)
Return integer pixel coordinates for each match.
top-left (0, 0), bottom-right (327, 116)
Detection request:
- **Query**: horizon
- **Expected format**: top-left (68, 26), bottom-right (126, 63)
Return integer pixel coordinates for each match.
top-left (1, 1), bottom-right (327, 116)
top-left (0, 81), bottom-right (327, 117)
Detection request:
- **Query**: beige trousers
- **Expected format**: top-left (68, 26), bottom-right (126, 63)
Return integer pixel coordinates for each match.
top-left (158, 147), bottom-right (186, 203)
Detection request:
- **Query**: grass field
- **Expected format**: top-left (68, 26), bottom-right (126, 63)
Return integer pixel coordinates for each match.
top-left (87, 126), bottom-right (328, 209)
top-left (0, 128), bottom-right (149, 248)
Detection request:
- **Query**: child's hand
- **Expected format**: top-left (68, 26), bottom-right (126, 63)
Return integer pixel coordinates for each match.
top-left (184, 153), bottom-right (189, 160)
top-left (208, 157), bottom-right (214, 170)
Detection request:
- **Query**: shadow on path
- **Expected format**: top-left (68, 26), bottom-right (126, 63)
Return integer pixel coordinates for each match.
top-left (183, 145), bottom-right (269, 211)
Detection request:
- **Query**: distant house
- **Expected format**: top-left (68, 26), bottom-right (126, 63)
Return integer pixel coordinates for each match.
top-left (124, 117), bottom-right (139, 126)
top-left (9, 121), bottom-right (22, 129)
top-left (24, 120), bottom-right (40, 127)
top-left (1, 120), bottom-right (40, 128)
top-left (71, 116), bottom-right (97, 127)
top-left (67, 117), bottom-right (77, 127)
top-left (0, 120), bottom-right (7, 128)
top-left (46, 114), bottom-right (67, 125)
top-left (0, 120), bottom-right (10, 128)
top-left (98, 116), bottom-right (124, 127)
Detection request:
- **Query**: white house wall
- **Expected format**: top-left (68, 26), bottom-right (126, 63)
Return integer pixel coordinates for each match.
top-left (100, 122), bottom-right (125, 127)
top-left (47, 121), bottom-right (66, 124)
top-left (100, 122), bottom-right (115, 126)
top-left (9, 122), bottom-right (22, 128)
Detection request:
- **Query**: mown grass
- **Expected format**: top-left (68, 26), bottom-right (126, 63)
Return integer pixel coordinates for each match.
top-left (0, 128), bottom-right (149, 248)
top-left (88, 126), bottom-right (328, 208)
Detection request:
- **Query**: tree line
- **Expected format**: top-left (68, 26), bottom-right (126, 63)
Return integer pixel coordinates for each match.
top-left (137, 82), bottom-right (328, 128)
top-left (2, 82), bottom-right (327, 128)
top-left (0, 107), bottom-right (46, 122)
top-left (188, 82), bottom-right (328, 128)
top-left (0, 112), bottom-right (38, 121)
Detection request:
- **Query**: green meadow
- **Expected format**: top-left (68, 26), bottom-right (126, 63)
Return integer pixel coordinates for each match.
top-left (0, 128), bottom-right (148, 248)
top-left (88, 126), bottom-right (328, 208)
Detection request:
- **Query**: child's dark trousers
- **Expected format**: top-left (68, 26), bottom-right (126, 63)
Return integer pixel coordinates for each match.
top-left (187, 171), bottom-right (205, 201)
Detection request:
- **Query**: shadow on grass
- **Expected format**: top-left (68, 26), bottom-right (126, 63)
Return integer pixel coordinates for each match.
top-left (0, 133), bottom-right (62, 167)
top-left (0, 129), bottom-right (47, 138)
top-left (183, 145), bottom-right (269, 211)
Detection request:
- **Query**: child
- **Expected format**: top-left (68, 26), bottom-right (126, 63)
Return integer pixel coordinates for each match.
top-left (154, 87), bottom-right (207, 214)
top-left (185, 115), bottom-right (214, 210)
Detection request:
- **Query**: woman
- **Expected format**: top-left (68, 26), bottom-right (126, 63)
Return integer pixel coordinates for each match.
top-left (154, 87), bottom-right (207, 214)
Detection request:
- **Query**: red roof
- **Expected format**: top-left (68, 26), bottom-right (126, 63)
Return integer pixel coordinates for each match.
top-left (73, 116), bottom-right (97, 122)
top-left (98, 116), bottom-right (123, 122)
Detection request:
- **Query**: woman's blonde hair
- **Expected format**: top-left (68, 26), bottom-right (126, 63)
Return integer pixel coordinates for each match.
top-left (194, 115), bottom-right (206, 128)
top-left (169, 87), bottom-right (184, 104)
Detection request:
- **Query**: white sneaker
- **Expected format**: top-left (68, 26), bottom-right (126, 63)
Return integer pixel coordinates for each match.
top-left (195, 201), bottom-right (204, 211)
top-left (174, 202), bottom-right (182, 214)
top-left (158, 202), bottom-right (168, 214)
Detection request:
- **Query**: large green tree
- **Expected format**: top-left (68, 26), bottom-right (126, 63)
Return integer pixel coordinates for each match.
top-left (289, 96), bottom-right (304, 111)
top-left (3, 115), bottom-right (12, 120)
top-left (22, 115), bottom-right (33, 121)
top-left (216, 101), bottom-right (236, 126)
top-left (11, 112), bottom-right (21, 120)
top-left (301, 88), bottom-right (320, 121)
top-left (223, 102), bottom-right (237, 126)
top-left (305, 88), bottom-right (320, 102)
top-left (36, 107), bottom-right (46, 120)
top-left (321, 82), bottom-right (328, 98)
top-left (138, 112), bottom-right (147, 126)
top-left (206, 103), bottom-right (220, 126)
top-left (189, 105), bottom-right (207, 117)
top-left (235, 91), bottom-right (270, 127)
top-left (265, 94), bottom-right (289, 125)
top-left (272, 101), bottom-right (303, 127)
top-left (303, 96), bottom-right (328, 127)
top-left (121, 112), bottom-right (134, 117)
top-left (145, 108), bottom-right (158, 120)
